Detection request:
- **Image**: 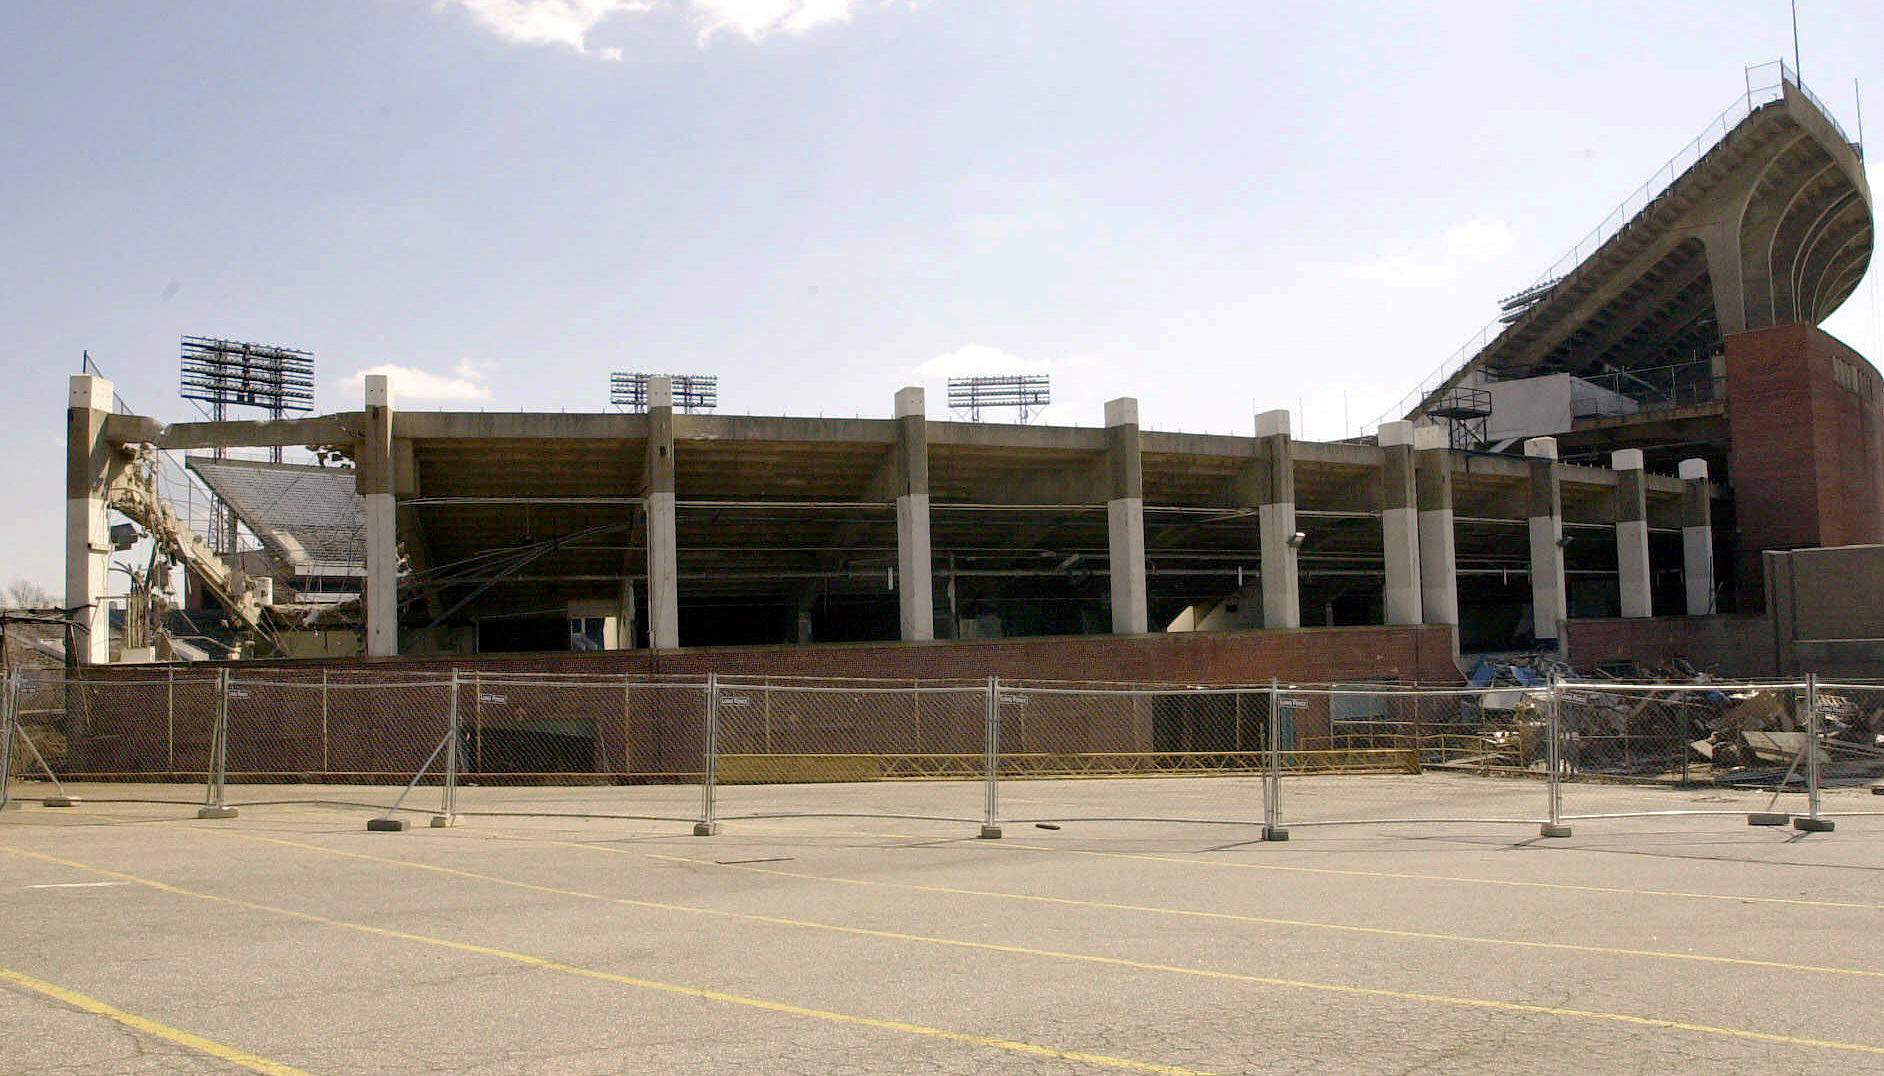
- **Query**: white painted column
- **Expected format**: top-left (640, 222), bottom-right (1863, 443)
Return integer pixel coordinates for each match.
top-left (1679, 458), bottom-right (1714, 616)
top-left (361, 375), bottom-right (399, 657)
top-left (893, 387), bottom-right (934, 641)
top-left (1525, 436), bottom-right (1566, 646)
top-left (1377, 421), bottom-right (1422, 626)
top-left (645, 376), bottom-right (680, 649)
top-left (1105, 397), bottom-right (1148, 634)
top-left (1255, 409), bottom-right (1300, 629)
top-left (1413, 425), bottom-right (1458, 626)
top-left (1612, 449), bottom-right (1653, 618)
top-left (66, 375), bottom-right (113, 665)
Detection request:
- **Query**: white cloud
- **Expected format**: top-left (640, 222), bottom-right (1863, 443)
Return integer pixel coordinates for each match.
top-left (1444, 218), bottom-right (1515, 261)
top-left (442, 0), bottom-right (651, 59)
top-left (1343, 217), bottom-right (1515, 288)
top-left (690, 0), bottom-right (862, 42)
top-left (341, 360), bottom-right (494, 403)
top-left (434, 0), bottom-right (890, 55)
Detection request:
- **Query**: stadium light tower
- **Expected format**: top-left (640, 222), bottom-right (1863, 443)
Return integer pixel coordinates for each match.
top-left (947, 374), bottom-right (1051, 423)
top-left (179, 335), bottom-right (315, 552)
top-left (610, 372), bottom-right (719, 413)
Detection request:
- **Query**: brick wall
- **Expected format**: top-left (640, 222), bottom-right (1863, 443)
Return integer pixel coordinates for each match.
top-left (1565, 616), bottom-right (1776, 677)
top-left (209, 624), bottom-right (1463, 686)
top-left (52, 627), bottom-right (1459, 778)
top-left (1724, 324), bottom-right (1884, 602)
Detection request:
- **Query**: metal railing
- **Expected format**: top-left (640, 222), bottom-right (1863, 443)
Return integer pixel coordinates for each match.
top-left (7, 668), bottom-right (1878, 836)
top-left (1368, 61), bottom-right (1847, 434)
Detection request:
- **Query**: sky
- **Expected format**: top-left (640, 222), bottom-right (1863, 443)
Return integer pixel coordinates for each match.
top-left (4, 0), bottom-right (1882, 595)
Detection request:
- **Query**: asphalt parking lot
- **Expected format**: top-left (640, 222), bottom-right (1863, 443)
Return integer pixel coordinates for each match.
top-left (3, 777), bottom-right (1881, 1074)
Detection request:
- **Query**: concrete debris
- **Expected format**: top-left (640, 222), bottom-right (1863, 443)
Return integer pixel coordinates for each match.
top-left (1455, 653), bottom-right (1884, 785)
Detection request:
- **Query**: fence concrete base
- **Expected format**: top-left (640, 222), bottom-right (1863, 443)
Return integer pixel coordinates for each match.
top-left (195, 806), bottom-right (239, 819)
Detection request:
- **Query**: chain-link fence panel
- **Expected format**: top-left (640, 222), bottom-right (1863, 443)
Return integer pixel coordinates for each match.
top-left (992, 683), bottom-right (1268, 827)
top-left (219, 672), bottom-right (454, 817)
top-left (450, 673), bottom-right (708, 825)
top-left (1274, 687), bottom-right (1548, 830)
top-left (3, 671), bottom-right (218, 807)
top-left (709, 677), bottom-right (991, 831)
top-left (1554, 681), bottom-right (1811, 826)
top-left (1806, 682), bottom-right (1884, 820)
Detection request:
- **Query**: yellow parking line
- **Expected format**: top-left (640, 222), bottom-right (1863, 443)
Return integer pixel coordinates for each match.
top-left (185, 832), bottom-right (1884, 1058)
top-left (629, 848), bottom-right (1884, 980)
top-left (0, 965), bottom-right (312, 1076)
top-left (0, 844), bottom-right (1208, 1076)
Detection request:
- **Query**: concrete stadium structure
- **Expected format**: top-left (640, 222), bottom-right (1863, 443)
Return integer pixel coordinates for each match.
top-left (64, 66), bottom-right (1878, 678)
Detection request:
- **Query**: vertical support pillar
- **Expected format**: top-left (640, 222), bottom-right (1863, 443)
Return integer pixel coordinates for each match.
top-left (1104, 398), bottom-right (1147, 635)
top-left (1795, 672), bottom-right (1834, 831)
top-left (893, 387), bottom-right (934, 641)
top-left (980, 676), bottom-right (1002, 839)
top-left (1612, 449), bottom-right (1653, 618)
top-left (1525, 437), bottom-right (1567, 647)
top-left (1255, 410), bottom-right (1299, 629)
top-left (1413, 425), bottom-right (1458, 627)
top-left (693, 672), bottom-right (720, 836)
top-left (645, 376), bottom-right (680, 650)
top-left (66, 375), bottom-right (113, 665)
top-left (615, 577), bottom-right (637, 650)
top-left (1679, 458), bottom-right (1714, 616)
top-left (1377, 421), bottom-right (1422, 626)
top-left (360, 375), bottom-right (399, 657)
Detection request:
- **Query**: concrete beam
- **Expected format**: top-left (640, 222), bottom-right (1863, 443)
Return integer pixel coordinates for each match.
top-left (66, 376), bottom-right (114, 664)
top-left (1612, 449), bottom-right (1652, 618)
top-left (1254, 409), bottom-right (1299, 629)
top-left (1413, 425), bottom-right (1458, 627)
top-left (1679, 458), bottom-right (1714, 615)
top-left (150, 415), bottom-right (361, 452)
top-left (645, 376), bottom-right (680, 649)
top-left (1525, 437), bottom-right (1566, 646)
top-left (1378, 421), bottom-right (1422, 626)
top-left (894, 387), bottom-right (934, 641)
top-left (1105, 398), bottom-right (1148, 634)
top-left (360, 376), bottom-right (398, 657)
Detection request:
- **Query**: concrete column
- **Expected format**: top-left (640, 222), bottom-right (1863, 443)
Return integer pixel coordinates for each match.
top-left (645, 376), bottom-right (680, 649)
top-left (1525, 437), bottom-right (1567, 646)
top-left (616, 576), bottom-right (637, 650)
top-left (1679, 458), bottom-right (1714, 616)
top-left (1612, 449), bottom-right (1653, 618)
top-left (360, 375), bottom-right (399, 657)
top-left (66, 375), bottom-right (113, 665)
top-left (1413, 425), bottom-right (1458, 626)
top-left (1105, 397), bottom-right (1148, 634)
top-left (1255, 410), bottom-right (1300, 629)
top-left (1377, 421), bottom-right (1422, 626)
top-left (893, 387), bottom-right (934, 641)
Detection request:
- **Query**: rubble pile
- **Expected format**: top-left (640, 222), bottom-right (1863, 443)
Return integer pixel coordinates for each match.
top-left (1449, 655), bottom-right (1884, 785)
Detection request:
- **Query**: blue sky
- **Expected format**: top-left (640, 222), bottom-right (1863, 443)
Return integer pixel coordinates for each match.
top-left (4, 1), bottom-right (1881, 594)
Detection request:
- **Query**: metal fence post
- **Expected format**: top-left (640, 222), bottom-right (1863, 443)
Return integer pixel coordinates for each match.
top-left (694, 673), bottom-right (720, 836)
top-left (1, 671), bottom-right (17, 810)
top-left (166, 667), bottom-right (175, 773)
top-left (980, 676), bottom-right (1002, 839)
top-left (1540, 679), bottom-right (1571, 837)
top-left (1796, 673), bottom-right (1835, 832)
top-left (320, 668), bottom-right (330, 775)
top-left (1263, 678), bottom-right (1287, 841)
top-left (197, 668), bottom-right (237, 819)
top-left (432, 669), bottom-right (461, 828)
